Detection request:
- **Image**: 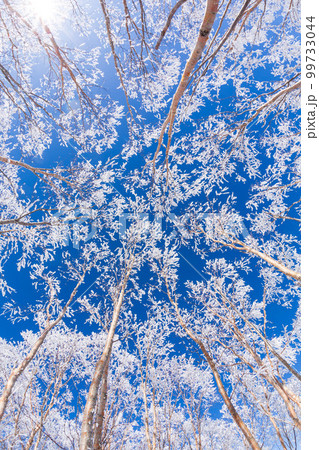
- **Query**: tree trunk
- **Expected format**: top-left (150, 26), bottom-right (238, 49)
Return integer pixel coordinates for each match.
top-left (93, 359), bottom-right (110, 450)
top-left (153, 0), bottom-right (219, 170)
top-left (79, 263), bottom-right (133, 449)
top-left (166, 281), bottom-right (261, 450)
top-left (0, 272), bottom-right (86, 422)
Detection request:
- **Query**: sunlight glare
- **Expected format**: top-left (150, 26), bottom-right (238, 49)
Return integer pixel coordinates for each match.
top-left (29, 0), bottom-right (57, 23)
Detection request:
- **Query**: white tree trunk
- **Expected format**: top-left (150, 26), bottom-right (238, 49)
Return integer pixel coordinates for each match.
top-left (79, 263), bottom-right (133, 449)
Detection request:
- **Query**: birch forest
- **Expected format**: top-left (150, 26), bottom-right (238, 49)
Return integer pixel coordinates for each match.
top-left (0, 0), bottom-right (301, 448)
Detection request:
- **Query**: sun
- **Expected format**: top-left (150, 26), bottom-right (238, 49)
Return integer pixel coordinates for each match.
top-left (28, 0), bottom-right (57, 23)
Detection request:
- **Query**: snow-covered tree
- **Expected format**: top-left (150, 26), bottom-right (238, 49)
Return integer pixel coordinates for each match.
top-left (0, 0), bottom-right (300, 448)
